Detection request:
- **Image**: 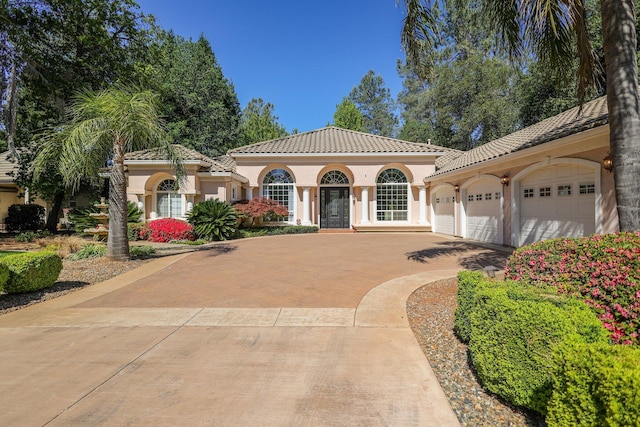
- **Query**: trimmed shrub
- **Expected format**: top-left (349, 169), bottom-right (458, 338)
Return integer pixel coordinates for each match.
top-left (146, 218), bottom-right (194, 243)
top-left (5, 204), bottom-right (45, 232)
top-left (239, 225), bottom-right (319, 238)
top-left (469, 281), bottom-right (609, 414)
top-left (547, 342), bottom-right (640, 426)
top-left (0, 263), bottom-right (10, 293)
top-left (187, 199), bottom-right (237, 241)
top-left (505, 232), bottom-right (640, 344)
top-left (130, 245), bottom-right (155, 257)
top-left (1, 251), bottom-right (63, 293)
top-left (453, 270), bottom-right (485, 343)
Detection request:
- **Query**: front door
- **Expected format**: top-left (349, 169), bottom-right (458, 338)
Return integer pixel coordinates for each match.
top-left (320, 187), bottom-right (350, 229)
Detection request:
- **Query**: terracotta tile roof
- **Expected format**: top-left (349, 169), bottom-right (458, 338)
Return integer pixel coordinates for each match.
top-left (229, 126), bottom-right (457, 155)
top-left (125, 144), bottom-right (236, 173)
top-left (428, 95), bottom-right (609, 178)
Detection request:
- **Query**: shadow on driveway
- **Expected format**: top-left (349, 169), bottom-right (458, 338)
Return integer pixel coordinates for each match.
top-left (405, 241), bottom-right (511, 270)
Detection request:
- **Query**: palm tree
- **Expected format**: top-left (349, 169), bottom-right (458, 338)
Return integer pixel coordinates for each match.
top-left (34, 86), bottom-right (184, 260)
top-left (400, 0), bottom-right (640, 232)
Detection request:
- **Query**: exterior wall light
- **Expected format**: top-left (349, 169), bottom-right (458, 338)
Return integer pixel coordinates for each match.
top-left (500, 174), bottom-right (510, 186)
top-left (453, 184), bottom-right (460, 192)
top-left (602, 154), bottom-right (613, 172)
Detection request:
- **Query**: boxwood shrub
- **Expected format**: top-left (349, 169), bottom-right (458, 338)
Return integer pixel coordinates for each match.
top-left (1, 251), bottom-right (63, 294)
top-left (547, 342), bottom-right (640, 426)
top-left (0, 262), bottom-right (10, 293)
top-left (505, 232), bottom-right (640, 344)
top-left (469, 281), bottom-right (609, 414)
top-left (453, 270), bottom-right (485, 343)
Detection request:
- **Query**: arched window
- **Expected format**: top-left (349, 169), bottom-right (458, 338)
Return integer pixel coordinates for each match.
top-left (262, 169), bottom-right (294, 222)
top-left (376, 168), bottom-right (408, 221)
top-left (320, 170), bottom-right (349, 185)
top-left (157, 179), bottom-right (182, 218)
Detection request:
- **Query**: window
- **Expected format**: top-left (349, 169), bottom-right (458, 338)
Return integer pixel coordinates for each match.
top-left (468, 194), bottom-right (474, 202)
top-left (558, 185), bottom-right (572, 196)
top-left (476, 194), bottom-right (482, 201)
top-left (435, 197), bottom-right (440, 204)
top-left (320, 170), bottom-right (349, 185)
top-left (485, 193), bottom-right (492, 201)
top-left (495, 192), bottom-right (501, 200)
top-left (523, 188), bottom-right (534, 198)
top-left (232, 187), bottom-right (237, 201)
top-left (376, 168), bottom-right (408, 221)
top-left (580, 183), bottom-right (595, 194)
top-left (157, 179), bottom-right (182, 218)
top-left (539, 187), bottom-right (551, 197)
top-left (262, 169), bottom-right (294, 222)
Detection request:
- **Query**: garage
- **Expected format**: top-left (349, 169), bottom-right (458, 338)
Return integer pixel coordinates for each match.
top-left (519, 163), bottom-right (596, 246)
top-left (433, 186), bottom-right (455, 236)
top-left (464, 179), bottom-right (503, 244)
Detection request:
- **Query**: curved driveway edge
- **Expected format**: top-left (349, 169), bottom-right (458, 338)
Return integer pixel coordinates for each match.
top-left (0, 234), bottom-right (509, 425)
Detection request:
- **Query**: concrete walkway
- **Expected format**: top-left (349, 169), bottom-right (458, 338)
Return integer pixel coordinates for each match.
top-left (0, 233), bottom-right (510, 426)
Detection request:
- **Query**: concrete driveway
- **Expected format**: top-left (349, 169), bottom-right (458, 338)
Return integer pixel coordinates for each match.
top-left (0, 233), bottom-right (509, 426)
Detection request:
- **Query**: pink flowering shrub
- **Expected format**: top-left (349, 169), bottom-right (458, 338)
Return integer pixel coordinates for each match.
top-left (233, 197), bottom-right (289, 227)
top-left (505, 232), bottom-right (640, 345)
top-left (145, 218), bottom-right (195, 243)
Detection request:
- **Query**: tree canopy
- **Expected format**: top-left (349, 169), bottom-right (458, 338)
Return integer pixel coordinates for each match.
top-left (332, 98), bottom-right (364, 132)
top-left (240, 98), bottom-right (288, 144)
top-left (348, 70), bottom-right (398, 137)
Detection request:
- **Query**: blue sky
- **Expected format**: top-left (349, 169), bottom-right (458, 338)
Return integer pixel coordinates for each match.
top-left (136, 0), bottom-right (408, 133)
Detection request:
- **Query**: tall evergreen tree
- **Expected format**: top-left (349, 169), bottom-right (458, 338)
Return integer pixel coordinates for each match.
top-left (144, 31), bottom-right (242, 157)
top-left (240, 98), bottom-right (288, 144)
top-left (332, 98), bottom-right (364, 131)
top-left (348, 70), bottom-right (398, 137)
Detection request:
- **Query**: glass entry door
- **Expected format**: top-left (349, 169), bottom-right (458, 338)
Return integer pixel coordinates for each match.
top-left (320, 187), bottom-right (350, 229)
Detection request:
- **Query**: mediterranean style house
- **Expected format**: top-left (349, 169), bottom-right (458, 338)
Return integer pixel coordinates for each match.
top-left (0, 95), bottom-right (619, 247)
top-left (123, 95), bottom-right (618, 247)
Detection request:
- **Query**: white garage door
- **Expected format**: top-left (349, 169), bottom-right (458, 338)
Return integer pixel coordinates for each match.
top-left (465, 180), bottom-right (502, 244)
top-left (433, 187), bottom-right (455, 236)
top-left (519, 164), bottom-right (596, 246)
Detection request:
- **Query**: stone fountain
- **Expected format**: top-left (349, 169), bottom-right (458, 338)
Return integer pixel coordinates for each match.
top-left (84, 197), bottom-right (109, 240)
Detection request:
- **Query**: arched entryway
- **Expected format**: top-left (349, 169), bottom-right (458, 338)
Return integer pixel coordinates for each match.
top-left (319, 170), bottom-right (350, 229)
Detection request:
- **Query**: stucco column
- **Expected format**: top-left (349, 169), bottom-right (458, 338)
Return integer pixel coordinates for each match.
top-left (245, 186), bottom-right (254, 200)
top-left (302, 187), bottom-right (312, 225)
top-left (418, 186), bottom-right (428, 224)
top-left (361, 186), bottom-right (370, 224)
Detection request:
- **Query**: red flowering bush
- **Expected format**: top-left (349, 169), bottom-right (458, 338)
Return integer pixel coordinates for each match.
top-left (145, 218), bottom-right (195, 243)
top-left (506, 232), bottom-right (640, 345)
top-left (233, 197), bottom-right (289, 227)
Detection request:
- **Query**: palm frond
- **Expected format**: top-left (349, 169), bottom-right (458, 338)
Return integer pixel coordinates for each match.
top-left (399, 0), bottom-right (438, 79)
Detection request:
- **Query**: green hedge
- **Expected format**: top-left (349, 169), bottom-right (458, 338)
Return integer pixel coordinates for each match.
top-left (1, 251), bottom-right (63, 294)
top-left (547, 343), bottom-right (640, 427)
top-left (469, 281), bottom-right (609, 414)
top-left (453, 270), bottom-right (485, 343)
top-left (0, 263), bottom-right (10, 293)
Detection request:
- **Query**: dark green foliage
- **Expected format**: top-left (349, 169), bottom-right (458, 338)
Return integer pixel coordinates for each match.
top-left (238, 226), bottom-right (319, 238)
top-left (348, 70), bottom-right (397, 137)
top-left (332, 98), bottom-right (364, 131)
top-left (1, 251), bottom-right (63, 293)
top-left (453, 270), bottom-right (485, 343)
top-left (240, 98), bottom-right (288, 144)
top-left (0, 263), bottom-right (10, 293)
top-left (130, 245), bottom-right (155, 257)
top-left (469, 281), bottom-right (609, 414)
top-left (14, 230), bottom-right (50, 243)
top-left (547, 342), bottom-right (640, 426)
top-left (187, 199), bottom-right (238, 241)
top-left (5, 204), bottom-right (45, 232)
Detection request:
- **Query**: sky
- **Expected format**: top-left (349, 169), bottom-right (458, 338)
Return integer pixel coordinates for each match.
top-left (135, 0), bottom-right (408, 133)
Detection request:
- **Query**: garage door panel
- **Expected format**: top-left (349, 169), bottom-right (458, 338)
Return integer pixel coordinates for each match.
top-left (465, 180), bottom-right (502, 244)
top-left (434, 189), bottom-right (455, 236)
top-left (519, 164), bottom-right (595, 246)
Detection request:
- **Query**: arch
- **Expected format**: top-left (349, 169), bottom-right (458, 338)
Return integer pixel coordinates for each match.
top-left (510, 158), bottom-right (601, 246)
top-left (257, 164), bottom-right (296, 186)
top-left (143, 172), bottom-right (185, 220)
top-left (316, 164), bottom-right (354, 185)
top-left (375, 167), bottom-right (410, 222)
top-left (260, 166), bottom-right (296, 223)
top-left (376, 163), bottom-right (414, 184)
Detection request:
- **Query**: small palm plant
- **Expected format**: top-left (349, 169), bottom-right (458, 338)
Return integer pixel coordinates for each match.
top-left (187, 199), bottom-right (238, 241)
